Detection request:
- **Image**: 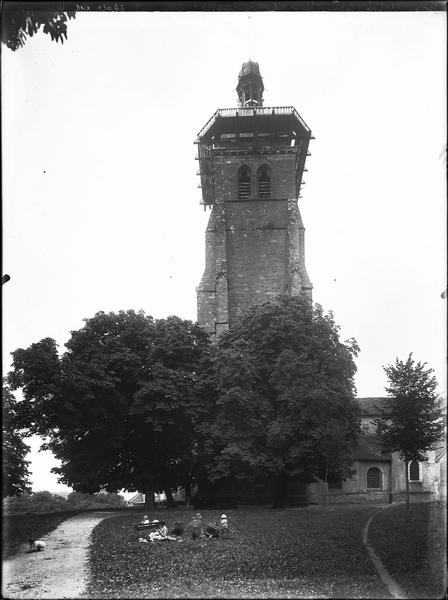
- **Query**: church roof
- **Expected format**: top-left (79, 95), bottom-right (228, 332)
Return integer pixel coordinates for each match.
top-left (353, 434), bottom-right (392, 461)
top-left (356, 397), bottom-right (391, 417)
top-left (354, 398), bottom-right (392, 461)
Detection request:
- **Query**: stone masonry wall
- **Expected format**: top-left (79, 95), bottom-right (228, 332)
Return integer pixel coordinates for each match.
top-left (225, 200), bottom-right (288, 327)
top-left (197, 149), bottom-right (311, 337)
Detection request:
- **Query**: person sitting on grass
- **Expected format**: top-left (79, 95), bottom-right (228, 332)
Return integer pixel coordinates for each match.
top-left (204, 514), bottom-right (230, 539)
top-left (148, 520), bottom-right (168, 541)
top-left (28, 539), bottom-right (46, 552)
top-left (135, 515), bottom-right (152, 530)
top-left (220, 513), bottom-right (229, 537)
top-left (204, 522), bottom-right (220, 538)
top-left (147, 521), bottom-right (178, 542)
top-left (186, 513), bottom-right (204, 540)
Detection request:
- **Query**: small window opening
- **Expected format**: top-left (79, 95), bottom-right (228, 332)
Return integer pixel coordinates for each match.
top-left (257, 165), bottom-right (271, 199)
top-left (238, 166), bottom-right (251, 200)
top-left (409, 461), bottom-right (420, 481)
top-left (367, 467), bottom-right (382, 489)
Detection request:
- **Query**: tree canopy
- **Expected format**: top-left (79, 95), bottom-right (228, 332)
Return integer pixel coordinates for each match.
top-left (8, 310), bottom-right (211, 507)
top-left (376, 354), bottom-right (443, 460)
top-left (375, 353), bottom-right (444, 508)
top-left (1, 4), bottom-right (76, 51)
top-left (195, 296), bottom-right (361, 506)
top-left (7, 299), bottom-right (363, 507)
top-left (1, 2), bottom-right (132, 52)
top-left (2, 381), bottom-right (32, 497)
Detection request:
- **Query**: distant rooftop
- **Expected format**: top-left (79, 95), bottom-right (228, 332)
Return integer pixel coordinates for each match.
top-left (356, 397), bottom-right (391, 417)
top-left (353, 434), bottom-right (392, 461)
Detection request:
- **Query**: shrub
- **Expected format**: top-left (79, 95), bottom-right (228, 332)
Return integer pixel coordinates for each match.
top-left (3, 490), bottom-right (126, 515)
top-left (66, 492), bottom-right (126, 510)
top-left (3, 491), bottom-right (67, 514)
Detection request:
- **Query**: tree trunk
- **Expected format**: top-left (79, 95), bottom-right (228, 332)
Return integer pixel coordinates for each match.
top-left (388, 463), bottom-right (393, 504)
top-left (405, 458), bottom-right (410, 511)
top-left (274, 474), bottom-right (289, 508)
top-left (164, 488), bottom-right (176, 508)
top-left (323, 469), bottom-right (328, 506)
top-left (143, 483), bottom-right (155, 510)
top-left (185, 479), bottom-right (191, 506)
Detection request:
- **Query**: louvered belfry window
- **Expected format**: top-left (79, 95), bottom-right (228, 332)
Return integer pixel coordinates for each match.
top-left (257, 165), bottom-right (271, 199)
top-left (367, 467), bottom-right (382, 489)
top-left (409, 461), bottom-right (420, 481)
top-left (238, 166), bottom-right (251, 200)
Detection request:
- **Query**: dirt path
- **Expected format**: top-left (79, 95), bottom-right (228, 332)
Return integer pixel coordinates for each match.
top-left (2, 511), bottom-right (124, 599)
top-left (362, 505), bottom-right (406, 599)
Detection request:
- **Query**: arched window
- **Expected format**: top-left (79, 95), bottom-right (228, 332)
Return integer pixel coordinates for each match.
top-left (238, 166), bottom-right (251, 200)
top-left (367, 467), bottom-right (382, 489)
top-left (409, 461), bottom-right (420, 481)
top-left (257, 164), bottom-right (271, 199)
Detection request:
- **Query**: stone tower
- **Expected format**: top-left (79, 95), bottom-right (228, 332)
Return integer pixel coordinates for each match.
top-left (196, 61), bottom-right (313, 341)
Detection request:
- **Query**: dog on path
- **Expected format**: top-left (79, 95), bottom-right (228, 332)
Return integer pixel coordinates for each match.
top-left (28, 539), bottom-right (46, 552)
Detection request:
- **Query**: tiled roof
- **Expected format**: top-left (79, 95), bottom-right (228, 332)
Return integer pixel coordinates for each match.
top-left (435, 447), bottom-right (446, 462)
top-left (128, 492), bottom-right (144, 504)
top-left (353, 434), bottom-right (391, 461)
top-left (356, 397), bottom-right (391, 417)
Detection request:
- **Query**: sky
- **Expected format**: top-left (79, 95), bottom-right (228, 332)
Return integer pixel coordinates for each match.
top-left (2, 10), bottom-right (446, 495)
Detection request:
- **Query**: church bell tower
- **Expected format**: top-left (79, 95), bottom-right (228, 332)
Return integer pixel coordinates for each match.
top-left (196, 61), bottom-right (313, 341)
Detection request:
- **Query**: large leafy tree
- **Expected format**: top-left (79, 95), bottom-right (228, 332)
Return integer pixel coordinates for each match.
top-left (195, 296), bottom-right (361, 507)
top-left (2, 381), bottom-right (31, 497)
top-left (375, 354), bottom-right (444, 510)
top-left (1, 4), bottom-right (76, 51)
top-left (1, 2), bottom-right (131, 52)
top-left (7, 310), bottom-right (210, 508)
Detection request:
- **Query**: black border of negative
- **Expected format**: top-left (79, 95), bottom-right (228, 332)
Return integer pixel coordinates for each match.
top-left (0, 1), bottom-right (447, 14)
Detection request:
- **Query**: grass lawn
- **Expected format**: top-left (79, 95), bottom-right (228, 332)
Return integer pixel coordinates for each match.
top-left (368, 500), bottom-right (446, 599)
top-left (2, 511), bottom-right (80, 559)
top-left (85, 505), bottom-right (389, 599)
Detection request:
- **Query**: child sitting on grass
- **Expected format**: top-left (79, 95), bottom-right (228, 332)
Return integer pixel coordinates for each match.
top-left (220, 513), bottom-right (229, 537)
top-left (138, 521), bottom-right (178, 543)
top-left (148, 520), bottom-right (168, 541)
top-left (204, 514), bottom-right (229, 538)
top-left (135, 515), bottom-right (155, 530)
